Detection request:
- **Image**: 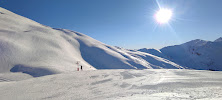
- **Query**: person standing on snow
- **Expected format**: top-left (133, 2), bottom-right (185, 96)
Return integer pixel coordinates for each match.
top-left (81, 65), bottom-right (83, 71)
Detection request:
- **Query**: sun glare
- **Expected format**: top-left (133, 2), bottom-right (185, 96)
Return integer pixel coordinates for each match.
top-left (155, 8), bottom-right (172, 24)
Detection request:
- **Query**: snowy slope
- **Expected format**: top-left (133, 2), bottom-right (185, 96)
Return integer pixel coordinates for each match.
top-left (214, 37), bottom-right (222, 42)
top-left (0, 7), bottom-right (184, 77)
top-left (160, 38), bottom-right (222, 70)
top-left (138, 48), bottom-right (167, 59)
top-left (138, 39), bottom-right (222, 71)
top-left (0, 69), bottom-right (222, 100)
top-left (0, 7), bottom-right (96, 76)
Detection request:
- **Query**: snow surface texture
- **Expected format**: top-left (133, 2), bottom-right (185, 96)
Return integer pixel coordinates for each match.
top-left (0, 7), bottom-right (183, 77)
top-left (0, 69), bottom-right (222, 100)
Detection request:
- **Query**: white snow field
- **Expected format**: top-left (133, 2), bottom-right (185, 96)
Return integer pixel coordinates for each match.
top-left (0, 69), bottom-right (222, 100)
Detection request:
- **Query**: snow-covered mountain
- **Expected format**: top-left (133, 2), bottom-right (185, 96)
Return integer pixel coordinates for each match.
top-left (139, 38), bottom-right (222, 71)
top-left (161, 38), bottom-right (222, 71)
top-left (0, 7), bottom-right (184, 77)
top-left (215, 37), bottom-right (222, 42)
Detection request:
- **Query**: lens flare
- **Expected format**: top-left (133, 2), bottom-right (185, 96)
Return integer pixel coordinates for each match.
top-left (155, 8), bottom-right (172, 24)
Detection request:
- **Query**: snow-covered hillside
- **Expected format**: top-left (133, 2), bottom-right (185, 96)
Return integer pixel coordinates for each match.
top-left (0, 7), bottom-right (97, 76)
top-left (160, 38), bottom-right (222, 71)
top-left (0, 7), bottom-right (184, 77)
top-left (137, 39), bottom-right (222, 71)
top-left (139, 38), bottom-right (222, 71)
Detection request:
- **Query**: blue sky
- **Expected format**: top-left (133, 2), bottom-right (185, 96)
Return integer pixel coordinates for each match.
top-left (1, 0), bottom-right (222, 49)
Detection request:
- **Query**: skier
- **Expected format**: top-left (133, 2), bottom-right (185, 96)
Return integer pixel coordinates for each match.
top-left (81, 65), bottom-right (83, 71)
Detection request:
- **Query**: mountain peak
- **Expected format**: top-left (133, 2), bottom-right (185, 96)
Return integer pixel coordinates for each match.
top-left (183, 39), bottom-right (208, 47)
top-left (189, 39), bottom-right (206, 43)
top-left (214, 37), bottom-right (222, 42)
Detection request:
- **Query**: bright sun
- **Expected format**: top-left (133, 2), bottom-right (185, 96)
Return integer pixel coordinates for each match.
top-left (155, 8), bottom-right (172, 24)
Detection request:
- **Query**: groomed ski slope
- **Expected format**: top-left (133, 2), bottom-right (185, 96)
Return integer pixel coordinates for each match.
top-left (0, 69), bottom-right (222, 100)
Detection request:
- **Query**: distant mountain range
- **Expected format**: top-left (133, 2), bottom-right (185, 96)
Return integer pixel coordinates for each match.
top-left (139, 38), bottom-right (222, 71)
top-left (0, 7), bottom-right (221, 77)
